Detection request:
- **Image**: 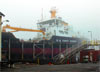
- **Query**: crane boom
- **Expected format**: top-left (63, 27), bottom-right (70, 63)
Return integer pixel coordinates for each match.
top-left (2, 25), bottom-right (45, 39)
top-left (3, 24), bottom-right (45, 35)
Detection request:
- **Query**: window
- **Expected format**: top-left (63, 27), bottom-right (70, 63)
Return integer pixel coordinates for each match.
top-left (59, 30), bottom-right (64, 34)
top-left (65, 31), bottom-right (68, 34)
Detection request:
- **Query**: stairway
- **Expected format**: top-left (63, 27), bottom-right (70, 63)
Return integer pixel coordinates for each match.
top-left (53, 40), bottom-right (100, 64)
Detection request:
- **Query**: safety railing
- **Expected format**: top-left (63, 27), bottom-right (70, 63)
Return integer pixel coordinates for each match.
top-left (53, 40), bottom-right (100, 64)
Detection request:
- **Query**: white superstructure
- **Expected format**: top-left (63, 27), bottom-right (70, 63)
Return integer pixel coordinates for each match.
top-left (35, 8), bottom-right (77, 41)
top-left (37, 18), bottom-right (76, 40)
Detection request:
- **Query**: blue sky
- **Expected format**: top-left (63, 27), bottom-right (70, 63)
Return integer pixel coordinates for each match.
top-left (0, 0), bottom-right (100, 40)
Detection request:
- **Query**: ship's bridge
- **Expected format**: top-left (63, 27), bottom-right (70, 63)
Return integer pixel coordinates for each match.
top-left (37, 18), bottom-right (76, 40)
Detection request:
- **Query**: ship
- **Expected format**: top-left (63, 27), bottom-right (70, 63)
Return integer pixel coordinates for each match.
top-left (2, 8), bottom-right (82, 64)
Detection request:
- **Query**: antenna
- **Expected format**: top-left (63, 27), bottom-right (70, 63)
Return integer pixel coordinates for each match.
top-left (41, 8), bottom-right (43, 21)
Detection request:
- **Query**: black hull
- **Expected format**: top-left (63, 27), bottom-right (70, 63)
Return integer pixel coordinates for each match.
top-left (2, 32), bottom-right (81, 64)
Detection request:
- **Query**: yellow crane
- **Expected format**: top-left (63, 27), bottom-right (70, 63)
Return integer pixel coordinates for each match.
top-left (2, 24), bottom-right (45, 39)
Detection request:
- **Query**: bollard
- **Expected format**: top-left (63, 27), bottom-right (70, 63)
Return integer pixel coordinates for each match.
top-left (37, 58), bottom-right (40, 65)
top-left (48, 62), bottom-right (52, 65)
top-left (67, 60), bottom-right (70, 64)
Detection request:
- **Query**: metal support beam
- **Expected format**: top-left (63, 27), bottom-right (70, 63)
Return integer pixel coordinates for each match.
top-left (43, 41), bottom-right (45, 59)
top-left (0, 16), bottom-right (2, 62)
top-left (59, 42), bottom-right (61, 54)
top-left (51, 42), bottom-right (53, 59)
top-left (22, 42), bottom-right (24, 60)
top-left (8, 39), bottom-right (11, 61)
top-left (33, 43), bottom-right (35, 59)
top-left (0, 12), bottom-right (5, 62)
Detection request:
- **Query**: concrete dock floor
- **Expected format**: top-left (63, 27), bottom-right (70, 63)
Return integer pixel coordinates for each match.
top-left (1, 62), bottom-right (100, 72)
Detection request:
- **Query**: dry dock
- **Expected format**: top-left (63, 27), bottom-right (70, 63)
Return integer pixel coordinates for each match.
top-left (1, 62), bottom-right (100, 72)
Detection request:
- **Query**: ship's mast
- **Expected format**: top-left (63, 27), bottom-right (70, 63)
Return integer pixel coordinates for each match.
top-left (41, 8), bottom-right (43, 21)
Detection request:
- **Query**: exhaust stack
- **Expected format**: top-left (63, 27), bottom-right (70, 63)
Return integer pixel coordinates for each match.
top-left (50, 8), bottom-right (57, 18)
